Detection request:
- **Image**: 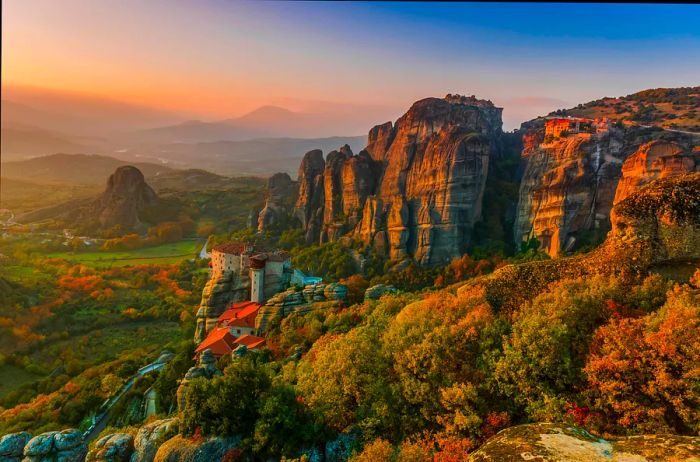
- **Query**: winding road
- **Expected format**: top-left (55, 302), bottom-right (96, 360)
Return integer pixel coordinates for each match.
top-left (82, 355), bottom-right (173, 442)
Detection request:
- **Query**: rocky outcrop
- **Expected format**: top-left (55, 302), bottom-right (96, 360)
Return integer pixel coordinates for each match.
top-left (294, 149), bottom-right (326, 243)
top-left (613, 140), bottom-right (699, 204)
top-left (0, 432), bottom-right (31, 462)
top-left (254, 283), bottom-right (347, 333)
top-left (194, 271), bottom-right (249, 343)
top-left (469, 423), bottom-right (700, 461)
top-left (256, 172), bottom-right (298, 232)
top-left (152, 435), bottom-right (240, 462)
top-left (86, 433), bottom-right (134, 462)
top-left (131, 418), bottom-right (178, 462)
top-left (23, 429), bottom-right (86, 462)
top-left (176, 349), bottom-right (222, 412)
top-left (461, 173), bottom-right (700, 315)
top-left (283, 94), bottom-right (503, 266)
top-left (364, 284), bottom-right (398, 300)
top-left (95, 166), bottom-right (158, 232)
top-left (514, 123), bottom-right (698, 257)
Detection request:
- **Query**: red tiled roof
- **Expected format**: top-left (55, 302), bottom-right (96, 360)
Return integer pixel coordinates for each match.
top-left (212, 242), bottom-right (255, 255)
top-left (228, 304), bottom-right (260, 329)
top-left (218, 301), bottom-right (260, 323)
top-left (196, 327), bottom-right (237, 356)
top-left (234, 334), bottom-right (266, 349)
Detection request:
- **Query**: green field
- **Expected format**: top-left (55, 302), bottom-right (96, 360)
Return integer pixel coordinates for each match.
top-left (30, 321), bottom-right (183, 370)
top-left (47, 240), bottom-right (202, 267)
top-left (0, 365), bottom-right (43, 399)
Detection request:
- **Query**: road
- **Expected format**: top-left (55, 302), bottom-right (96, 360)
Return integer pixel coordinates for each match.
top-left (82, 358), bottom-right (171, 442)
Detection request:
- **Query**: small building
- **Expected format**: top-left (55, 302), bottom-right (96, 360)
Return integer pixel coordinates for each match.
top-left (217, 301), bottom-right (262, 337)
top-left (233, 334), bottom-right (266, 350)
top-left (544, 117), bottom-right (594, 139)
top-left (195, 327), bottom-right (237, 357)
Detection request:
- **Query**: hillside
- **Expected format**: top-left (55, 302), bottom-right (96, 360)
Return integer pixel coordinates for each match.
top-left (547, 86), bottom-right (700, 132)
top-left (1, 154), bottom-right (177, 186)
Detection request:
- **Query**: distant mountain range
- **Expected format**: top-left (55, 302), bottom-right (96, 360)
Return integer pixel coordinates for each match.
top-left (1, 87), bottom-right (371, 175)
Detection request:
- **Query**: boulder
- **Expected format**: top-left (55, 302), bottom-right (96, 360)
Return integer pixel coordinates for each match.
top-left (469, 423), bottom-right (700, 461)
top-left (87, 433), bottom-right (134, 462)
top-left (364, 284), bottom-right (398, 300)
top-left (0, 432), bottom-right (32, 460)
top-left (323, 283), bottom-right (348, 301)
top-left (176, 349), bottom-right (222, 411)
top-left (23, 432), bottom-right (59, 457)
top-left (130, 418), bottom-right (178, 462)
top-left (153, 435), bottom-right (240, 462)
top-left (23, 429), bottom-right (87, 462)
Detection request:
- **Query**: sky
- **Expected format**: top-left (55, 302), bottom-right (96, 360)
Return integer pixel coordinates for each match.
top-left (2, 1), bottom-right (700, 130)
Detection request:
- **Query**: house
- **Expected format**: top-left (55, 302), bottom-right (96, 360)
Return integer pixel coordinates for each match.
top-left (217, 301), bottom-right (262, 337)
top-left (196, 320), bottom-right (267, 359)
top-left (195, 327), bottom-right (237, 357)
top-left (234, 334), bottom-right (266, 350)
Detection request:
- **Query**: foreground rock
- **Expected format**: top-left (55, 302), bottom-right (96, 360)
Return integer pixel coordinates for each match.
top-left (0, 432), bottom-right (31, 461)
top-left (86, 433), bottom-right (134, 461)
top-left (23, 428), bottom-right (86, 461)
top-left (469, 423), bottom-right (700, 461)
top-left (153, 435), bottom-right (240, 462)
top-left (131, 418), bottom-right (178, 462)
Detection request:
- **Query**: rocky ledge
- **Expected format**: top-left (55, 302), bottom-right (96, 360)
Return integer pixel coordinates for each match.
top-left (469, 423), bottom-right (700, 461)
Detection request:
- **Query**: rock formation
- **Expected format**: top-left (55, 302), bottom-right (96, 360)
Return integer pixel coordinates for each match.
top-left (613, 140), bottom-right (699, 204)
top-left (152, 435), bottom-right (240, 462)
top-left (514, 122), bottom-right (698, 257)
top-left (86, 433), bottom-right (134, 461)
top-left (254, 282), bottom-right (347, 333)
top-left (131, 418), bottom-right (178, 462)
top-left (195, 270), bottom-right (251, 343)
top-left (256, 172), bottom-right (298, 232)
top-left (176, 349), bottom-right (222, 412)
top-left (364, 284), bottom-right (398, 300)
top-left (0, 432), bottom-right (31, 462)
top-left (94, 166), bottom-right (159, 232)
top-left (22, 428), bottom-right (86, 462)
top-left (469, 422), bottom-right (700, 461)
top-left (462, 173), bottom-right (700, 315)
top-left (278, 95), bottom-right (503, 265)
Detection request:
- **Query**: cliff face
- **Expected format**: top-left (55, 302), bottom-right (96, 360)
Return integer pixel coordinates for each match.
top-left (514, 124), bottom-right (699, 257)
top-left (613, 140), bottom-right (699, 204)
top-left (289, 95), bottom-right (503, 265)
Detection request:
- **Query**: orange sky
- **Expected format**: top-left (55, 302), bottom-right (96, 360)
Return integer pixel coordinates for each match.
top-left (3, 1), bottom-right (699, 130)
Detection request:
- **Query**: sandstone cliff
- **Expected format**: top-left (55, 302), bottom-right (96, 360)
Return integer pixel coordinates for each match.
top-left (514, 123), bottom-right (698, 257)
top-left (288, 94), bottom-right (503, 265)
top-left (466, 173), bottom-right (700, 315)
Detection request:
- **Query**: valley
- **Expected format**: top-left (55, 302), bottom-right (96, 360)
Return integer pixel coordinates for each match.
top-left (1, 83), bottom-right (699, 462)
